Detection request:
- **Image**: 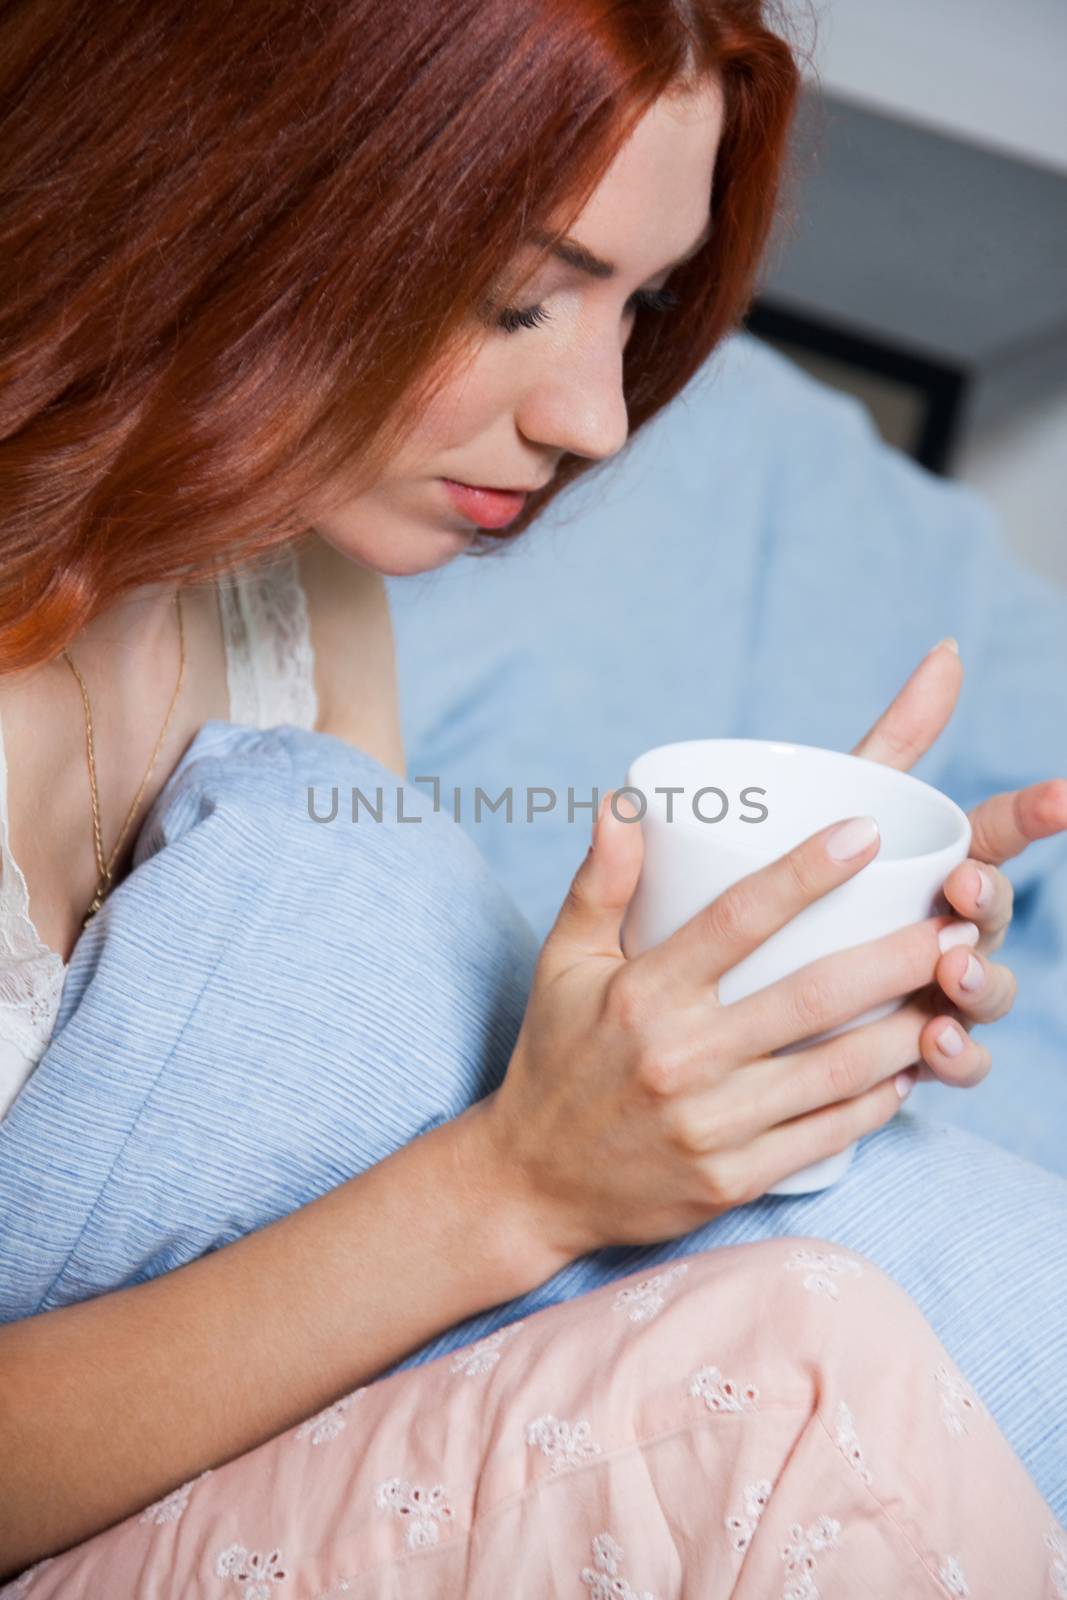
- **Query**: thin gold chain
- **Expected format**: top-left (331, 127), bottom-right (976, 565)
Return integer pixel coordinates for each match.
top-left (61, 589), bottom-right (186, 925)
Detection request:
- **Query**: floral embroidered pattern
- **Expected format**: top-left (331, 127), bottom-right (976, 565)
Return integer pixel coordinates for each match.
top-left (933, 1362), bottom-right (985, 1438)
top-left (1045, 1531), bottom-right (1067, 1599)
top-left (784, 1248), bottom-right (864, 1301)
top-left (375, 1479), bottom-right (455, 1551)
top-left (781, 1515), bottom-right (842, 1599)
top-left (525, 1413), bottom-right (602, 1472)
top-left (834, 1401), bottom-right (872, 1485)
top-left (579, 1532), bottom-right (656, 1599)
top-left (611, 1262), bottom-right (690, 1324)
top-left (215, 1543), bottom-right (288, 1600)
top-left (936, 1554), bottom-right (970, 1595)
top-left (725, 1478), bottom-right (773, 1555)
top-left (688, 1363), bottom-right (760, 1413)
top-left (295, 1391), bottom-right (363, 1445)
top-left (449, 1322), bottom-right (523, 1377)
top-left (138, 1469), bottom-right (212, 1526)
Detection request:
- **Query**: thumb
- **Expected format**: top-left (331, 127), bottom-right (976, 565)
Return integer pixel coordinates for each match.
top-left (543, 790), bottom-right (645, 970)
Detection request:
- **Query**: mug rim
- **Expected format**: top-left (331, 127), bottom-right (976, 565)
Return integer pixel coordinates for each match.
top-left (624, 736), bottom-right (970, 863)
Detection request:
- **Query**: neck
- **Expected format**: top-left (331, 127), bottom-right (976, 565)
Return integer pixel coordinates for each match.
top-left (68, 580), bottom-right (182, 669)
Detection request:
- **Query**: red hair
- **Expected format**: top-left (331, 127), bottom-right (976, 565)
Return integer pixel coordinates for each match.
top-left (0, 0), bottom-right (798, 671)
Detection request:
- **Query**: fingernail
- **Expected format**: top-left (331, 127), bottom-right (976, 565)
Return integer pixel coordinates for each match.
top-left (826, 815), bottom-right (880, 861)
top-left (936, 1022), bottom-right (964, 1057)
top-left (929, 636), bottom-right (959, 655)
top-left (938, 920), bottom-right (980, 952)
top-left (959, 953), bottom-right (984, 992)
top-left (972, 864), bottom-right (993, 908)
top-left (895, 1070), bottom-right (916, 1100)
top-left (613, 791), bottom-right (642, 822)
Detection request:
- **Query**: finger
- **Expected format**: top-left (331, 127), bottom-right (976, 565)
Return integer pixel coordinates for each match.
top-left (703, 1070), bottom-right (913, 1208)
top-left (935, 946), bottom-right (1018, 1025)
top-left (723, 914), bottom-right (980, 1060)
top-left (676, 998), bottom-right (934, 1149)
top-left (940, 857), bottom-right (1013, 943)
top-left (849, 637), bottom-right (962, 769)
top-left (919, 1013), bottom-right (993, 1088)
top-left (637, 813), bottom-right (884, 994)
top-left (966, 778), bottom-right (1067, 868)
top-left (542, 791), bottom-right (644, 973)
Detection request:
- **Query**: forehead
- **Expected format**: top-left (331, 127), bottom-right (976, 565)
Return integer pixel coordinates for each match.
top-left (551, 79), bottom-right (724, 269)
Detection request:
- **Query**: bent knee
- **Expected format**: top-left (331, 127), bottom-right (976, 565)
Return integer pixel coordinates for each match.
top-left (699, 1235), bottom-right (940, 1358)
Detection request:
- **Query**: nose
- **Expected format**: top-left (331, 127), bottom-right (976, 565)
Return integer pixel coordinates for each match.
top-left (515, 339), bottom-right (630, 465)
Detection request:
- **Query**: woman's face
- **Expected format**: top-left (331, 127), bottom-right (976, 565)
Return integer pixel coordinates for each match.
top-left (312, 77), bottom-right (725, 577)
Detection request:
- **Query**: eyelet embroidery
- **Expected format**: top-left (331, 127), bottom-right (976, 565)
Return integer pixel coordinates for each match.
top-left (1045, 1531), bottom-right (1067, 1599)
top-left (834, 1400), bottom-right (872, 1485)
top-left (138, 1469), bottom-right (212, 1526)
top-left (449, 1322), bottom-right (524, 1377)
top-left (525, 1413), bottom-right (603, 1473)
top-left (375, 1479), bottom-right (455, 1551)
top-left (688, 1363), bottom-right (760, 1413)
top-left (725, 1478), bottom-right (774, 1555)
top-left (784, 1248), bottom-right (864, 1301)
top-left (936, 1554), bottom-right (970, 1595)
top-left (579, 1532), bottom-right (656, 1599)
top-left (611, 1262), bottom-right (690, 1323)
top-left (781, 1515), bottom-right (842, 1599)
top-left (295, 1391), bottom-right (364, 1445)
top-left (933, 1362), bottom-right (986, 1437)
top-left (214, 1544), bottom-right (288, 1599)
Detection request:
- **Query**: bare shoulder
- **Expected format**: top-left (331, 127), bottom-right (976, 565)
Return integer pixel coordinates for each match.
top-left (296, 537), bottom-right (407, 778)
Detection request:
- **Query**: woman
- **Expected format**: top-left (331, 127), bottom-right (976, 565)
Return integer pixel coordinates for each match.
top-left (1, 0), bottom-right (1064, 1588)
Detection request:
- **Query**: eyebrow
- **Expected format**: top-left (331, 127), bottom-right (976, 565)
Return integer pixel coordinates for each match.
top-left (528, 220), bottom-right (712, 280)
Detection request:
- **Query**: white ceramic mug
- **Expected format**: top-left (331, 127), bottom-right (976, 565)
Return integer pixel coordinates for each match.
top-left (619, 738), bottom-right (972, 1194)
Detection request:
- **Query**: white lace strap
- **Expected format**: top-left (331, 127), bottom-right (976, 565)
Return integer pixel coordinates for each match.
top-left (217, 546), bottom-right (319, 730)
top-left (0, 710), bottom-right (67, 1070)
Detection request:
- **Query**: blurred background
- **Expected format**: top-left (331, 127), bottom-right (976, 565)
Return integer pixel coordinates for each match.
top-left (746, 0), bottom-right (1067, 590)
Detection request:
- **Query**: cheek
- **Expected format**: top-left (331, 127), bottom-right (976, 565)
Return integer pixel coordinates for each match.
top-left (410, 346), bottom-right (515, 453)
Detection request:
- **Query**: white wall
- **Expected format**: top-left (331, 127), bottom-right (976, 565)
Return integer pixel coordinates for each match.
top-left (957, 395), bottom-right (1067, 594)
top-left (803, 0), bottom-right (1067, 589)
top-left (807, 0), bottom-right (1067, 174)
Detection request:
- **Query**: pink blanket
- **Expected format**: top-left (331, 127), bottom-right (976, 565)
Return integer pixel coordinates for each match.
top-left (9, 1236), bottom-right (1064, 1597)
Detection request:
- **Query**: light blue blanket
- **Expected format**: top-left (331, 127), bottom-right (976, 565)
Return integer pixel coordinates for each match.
top-left (1, 721), bottom-right (1064, 1519)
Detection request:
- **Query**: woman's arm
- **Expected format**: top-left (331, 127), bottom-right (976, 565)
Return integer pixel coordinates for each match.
top-left (0, 1096), bottom-right (559, 1579)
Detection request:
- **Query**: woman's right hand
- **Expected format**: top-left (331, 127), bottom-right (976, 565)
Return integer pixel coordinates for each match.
top-left (482, 794), bottom-right (988, 1262)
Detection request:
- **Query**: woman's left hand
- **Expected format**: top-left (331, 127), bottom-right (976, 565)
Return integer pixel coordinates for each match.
top-left (848, 637), bottom-right (1067, 1084)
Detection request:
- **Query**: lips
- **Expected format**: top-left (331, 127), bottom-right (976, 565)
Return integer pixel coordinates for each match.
top-left (440, 478), bottom-right (529, 530)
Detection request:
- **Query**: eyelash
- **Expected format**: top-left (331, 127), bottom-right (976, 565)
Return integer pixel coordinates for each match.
top-left (495, 285), bottom-right (681, 335)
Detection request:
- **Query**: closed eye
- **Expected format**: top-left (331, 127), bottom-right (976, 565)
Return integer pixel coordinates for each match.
top-left (495, 284), bottom-right (681, 335)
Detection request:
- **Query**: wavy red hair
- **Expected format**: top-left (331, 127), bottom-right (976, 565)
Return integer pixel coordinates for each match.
top-left (0, 0), bottom-right (798, 671)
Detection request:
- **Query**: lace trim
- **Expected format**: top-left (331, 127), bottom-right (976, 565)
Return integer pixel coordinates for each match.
top-left (0, 544), bottom-right (318, 1080)
top-left (217, 545), bottom-right (318, 731)
top-left (0, 716), bottom-right (67, 1064)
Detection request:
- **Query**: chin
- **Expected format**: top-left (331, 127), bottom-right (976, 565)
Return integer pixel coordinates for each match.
top-left (313, 495), bottom-right (476, 577)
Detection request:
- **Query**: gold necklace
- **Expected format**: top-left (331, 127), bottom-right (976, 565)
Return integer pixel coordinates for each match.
top-left (61, 589), bottom-right (186, 928)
